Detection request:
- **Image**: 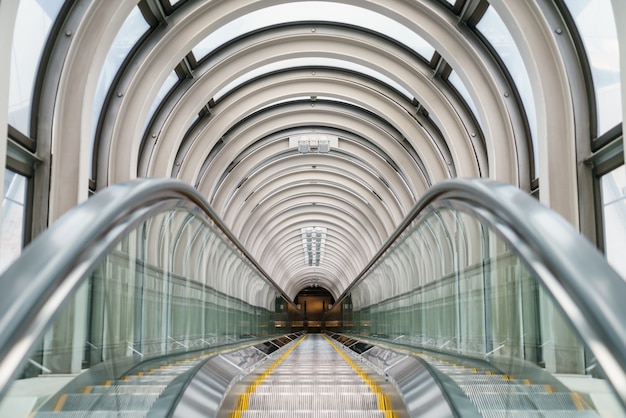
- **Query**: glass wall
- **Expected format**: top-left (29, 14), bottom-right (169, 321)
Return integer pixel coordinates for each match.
top-left (9, 0), bottom-right (65, 135)
top-left (564, 0), bottom-right (621, 136)
top-left (600, 164), bottom-right (626, 278)
top-left (0, 169), bottom-right (28, 275)
top-left (326, 197), bottom-right (623, 416)
top-left (475, 5), bottom-right (538, 177)
top-left (0, 196), bottom-right (298, 416)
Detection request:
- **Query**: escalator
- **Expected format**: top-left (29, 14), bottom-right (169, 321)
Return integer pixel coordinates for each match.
top-left (221, 334), bottom-right (401, 417)
top-left (0, 178), bottom-right (625, 417)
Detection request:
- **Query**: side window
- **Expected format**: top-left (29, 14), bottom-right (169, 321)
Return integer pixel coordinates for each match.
top-left (599, 163), bottom-right (626, 277)
top-left (1, 169), bottom-right (29, 274)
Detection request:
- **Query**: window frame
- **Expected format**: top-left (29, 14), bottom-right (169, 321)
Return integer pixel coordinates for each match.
top-left (5, 132), bottom-right (38, 247)
top-left (590, 124), bottom-right (623, 254)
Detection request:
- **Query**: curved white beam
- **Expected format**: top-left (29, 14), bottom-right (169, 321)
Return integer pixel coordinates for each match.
top-left (488, 1), bottom-right (587, 228)
top-left (97, 1), bottom-right (524, 190)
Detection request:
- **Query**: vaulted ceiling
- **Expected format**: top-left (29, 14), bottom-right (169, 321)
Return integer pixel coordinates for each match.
top-left (30, 0), bottom-right (605, 299)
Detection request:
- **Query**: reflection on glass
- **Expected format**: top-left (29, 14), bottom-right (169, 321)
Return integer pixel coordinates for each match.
top-left (0, 170), bottom-right (27, 275)
top-left (564, 0), bottom-right (621, 135)
top-left (601, 165), bottom-right (626, 278)
top-left (213, 57), bottom-right (413, 102)
top-left (0, 204), bottom-right (293, 416)
top-left (327, 203), bottom-right (623, 416)
top-left (91, 6), bottom-right (150, 174)
top-left (192, 2), bottom-right (435, 62)
top-left (476, 6), bottom-right (538, 177)
top-left (144, 70), bottom-right (180, 131)
top-left (9, 0), bottom-right (64, 135)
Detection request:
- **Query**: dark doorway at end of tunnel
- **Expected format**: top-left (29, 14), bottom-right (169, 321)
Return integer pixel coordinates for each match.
top-left (295, 287), bottom-right (335, 333)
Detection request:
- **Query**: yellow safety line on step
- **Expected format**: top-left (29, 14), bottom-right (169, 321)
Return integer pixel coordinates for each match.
top-left (571, 393), bottom-right (586, 411)
top-left (53, 394), bottom-right (68, 412)
top-left (82, 386), bottom-right (93, 394)
top-left (323, 334), bottom-right (397, 418)
top-left (230, 335), bottom-right (307, 418)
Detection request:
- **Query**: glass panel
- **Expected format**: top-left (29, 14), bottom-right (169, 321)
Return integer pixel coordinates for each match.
top-left (476, 6), bottom-right (538, 177)
top-left (327, 202), bottom-right (624, 416)
top-left (91, 7), bottom-right (150, 174)
top-left (564, 0), bottom-right (621, 135)
top-left (0, 203), bottom-right (292, 416)
top-left (601, 164), bottom-right (626, 278)
top-left (0, 170), bottom-right (27, 275)
top-left (192, 2), bottom-right (435, 62)
top-left (448, 70), bottom-right (485, 131)
top-left (9, 0), bottom-right (65, 135)
top-left (143, 70), bottom-right (179, 131)
top-left (213, 57), bottom-right (413, 102)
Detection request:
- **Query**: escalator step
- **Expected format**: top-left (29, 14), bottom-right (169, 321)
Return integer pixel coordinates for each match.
top-left (54, 393), bottom-right (159, 411)
top-left (480, 411), bottom-right (600, 417)
top-left (246, 392), bottom-right (380, 410)
top-left (254, 384), bottom-right (372, 393)
top-left (450, 375), bottom-right (528, 384)
top-left (470, 393), bottom-right (592, 411)
top-left (91, 384), bottom-right (167, 394)
top-left (258, 379), bottom-right (367, 385)
top-left (117, 376), bottom-right (175, 384)
top-left (458, 384), bottom-right (558, 394)
top-left (35, 413), bottom-right (148, 418)
top-left (239, 412), bottom-right (387, 418)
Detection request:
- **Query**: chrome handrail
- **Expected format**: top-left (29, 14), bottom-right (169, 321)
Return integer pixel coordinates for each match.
top-left (0, 178), bottom-right (294, 401)
top-left (329, 179), bottom-right (626, 408)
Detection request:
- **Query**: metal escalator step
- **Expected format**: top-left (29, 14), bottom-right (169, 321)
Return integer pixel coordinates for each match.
top-left (91, 384), bottom-right (167, 394)
top-left (148, 367), bottom-right (193, 375)
top-left (458, 384), bottom-right (556, 394)
top-left (239, 411), bottom-right (387, 418)
top-left (469, 393), bottom-right (592, 411)
top-left (449, 375), bottom-right (526, 384)
top-left (35, 412), bottom-right (148, 418)
top-left (119, 376), bottom-right (175, 384)
top-left (480, 411), bottom-right (600, 418)
top-left (254, 384), bottom-right (372, 393)
top-left (56, 393), bottom-right (159, 411)
top-left (246, 392), bottom-right (380, 410)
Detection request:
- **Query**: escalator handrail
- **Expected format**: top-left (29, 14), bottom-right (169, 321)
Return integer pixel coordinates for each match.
top-left (0, 178), bottom-right (293, 400)
top-left (331, 178), bottom-right (626, 407)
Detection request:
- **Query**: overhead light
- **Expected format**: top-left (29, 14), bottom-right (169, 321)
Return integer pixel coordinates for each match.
top-left (289, 134), bottom-right (338, 153)
top-left (298, 139), bottom-right (310, 153)
top-left (300, 227), bottom-right (327, 266)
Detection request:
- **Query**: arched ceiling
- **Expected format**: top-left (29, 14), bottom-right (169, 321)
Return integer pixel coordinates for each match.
top-left (41, 0), bottom-right (592, 300)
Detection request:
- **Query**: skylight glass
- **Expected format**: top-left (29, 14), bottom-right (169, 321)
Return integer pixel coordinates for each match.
top-left (9, 0), bottom-right (64, 135)
top-left (476, 6), bottom-right (539, 176)
top-left (213, 57), bottom-right (413, 102)
top-left (192, 2), bottom-right (435, 62)
top-left (448, 70), bottom-right (484, 130)
top-left (91, 6), bottom-right (150, 175)
top-left (564, 0), bottom-right (621, 136)
top-left (143, 70), bottom-right (179, 131)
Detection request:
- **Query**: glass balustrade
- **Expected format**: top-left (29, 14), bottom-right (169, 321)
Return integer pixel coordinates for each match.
top-left (326, 198), bottom-right (625, 417)
top-left (0, 183), bottom-right (299, 417)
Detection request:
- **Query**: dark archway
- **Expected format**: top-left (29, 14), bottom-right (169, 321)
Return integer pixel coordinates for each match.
top-left (295, 286), bottom-right (335, 333)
